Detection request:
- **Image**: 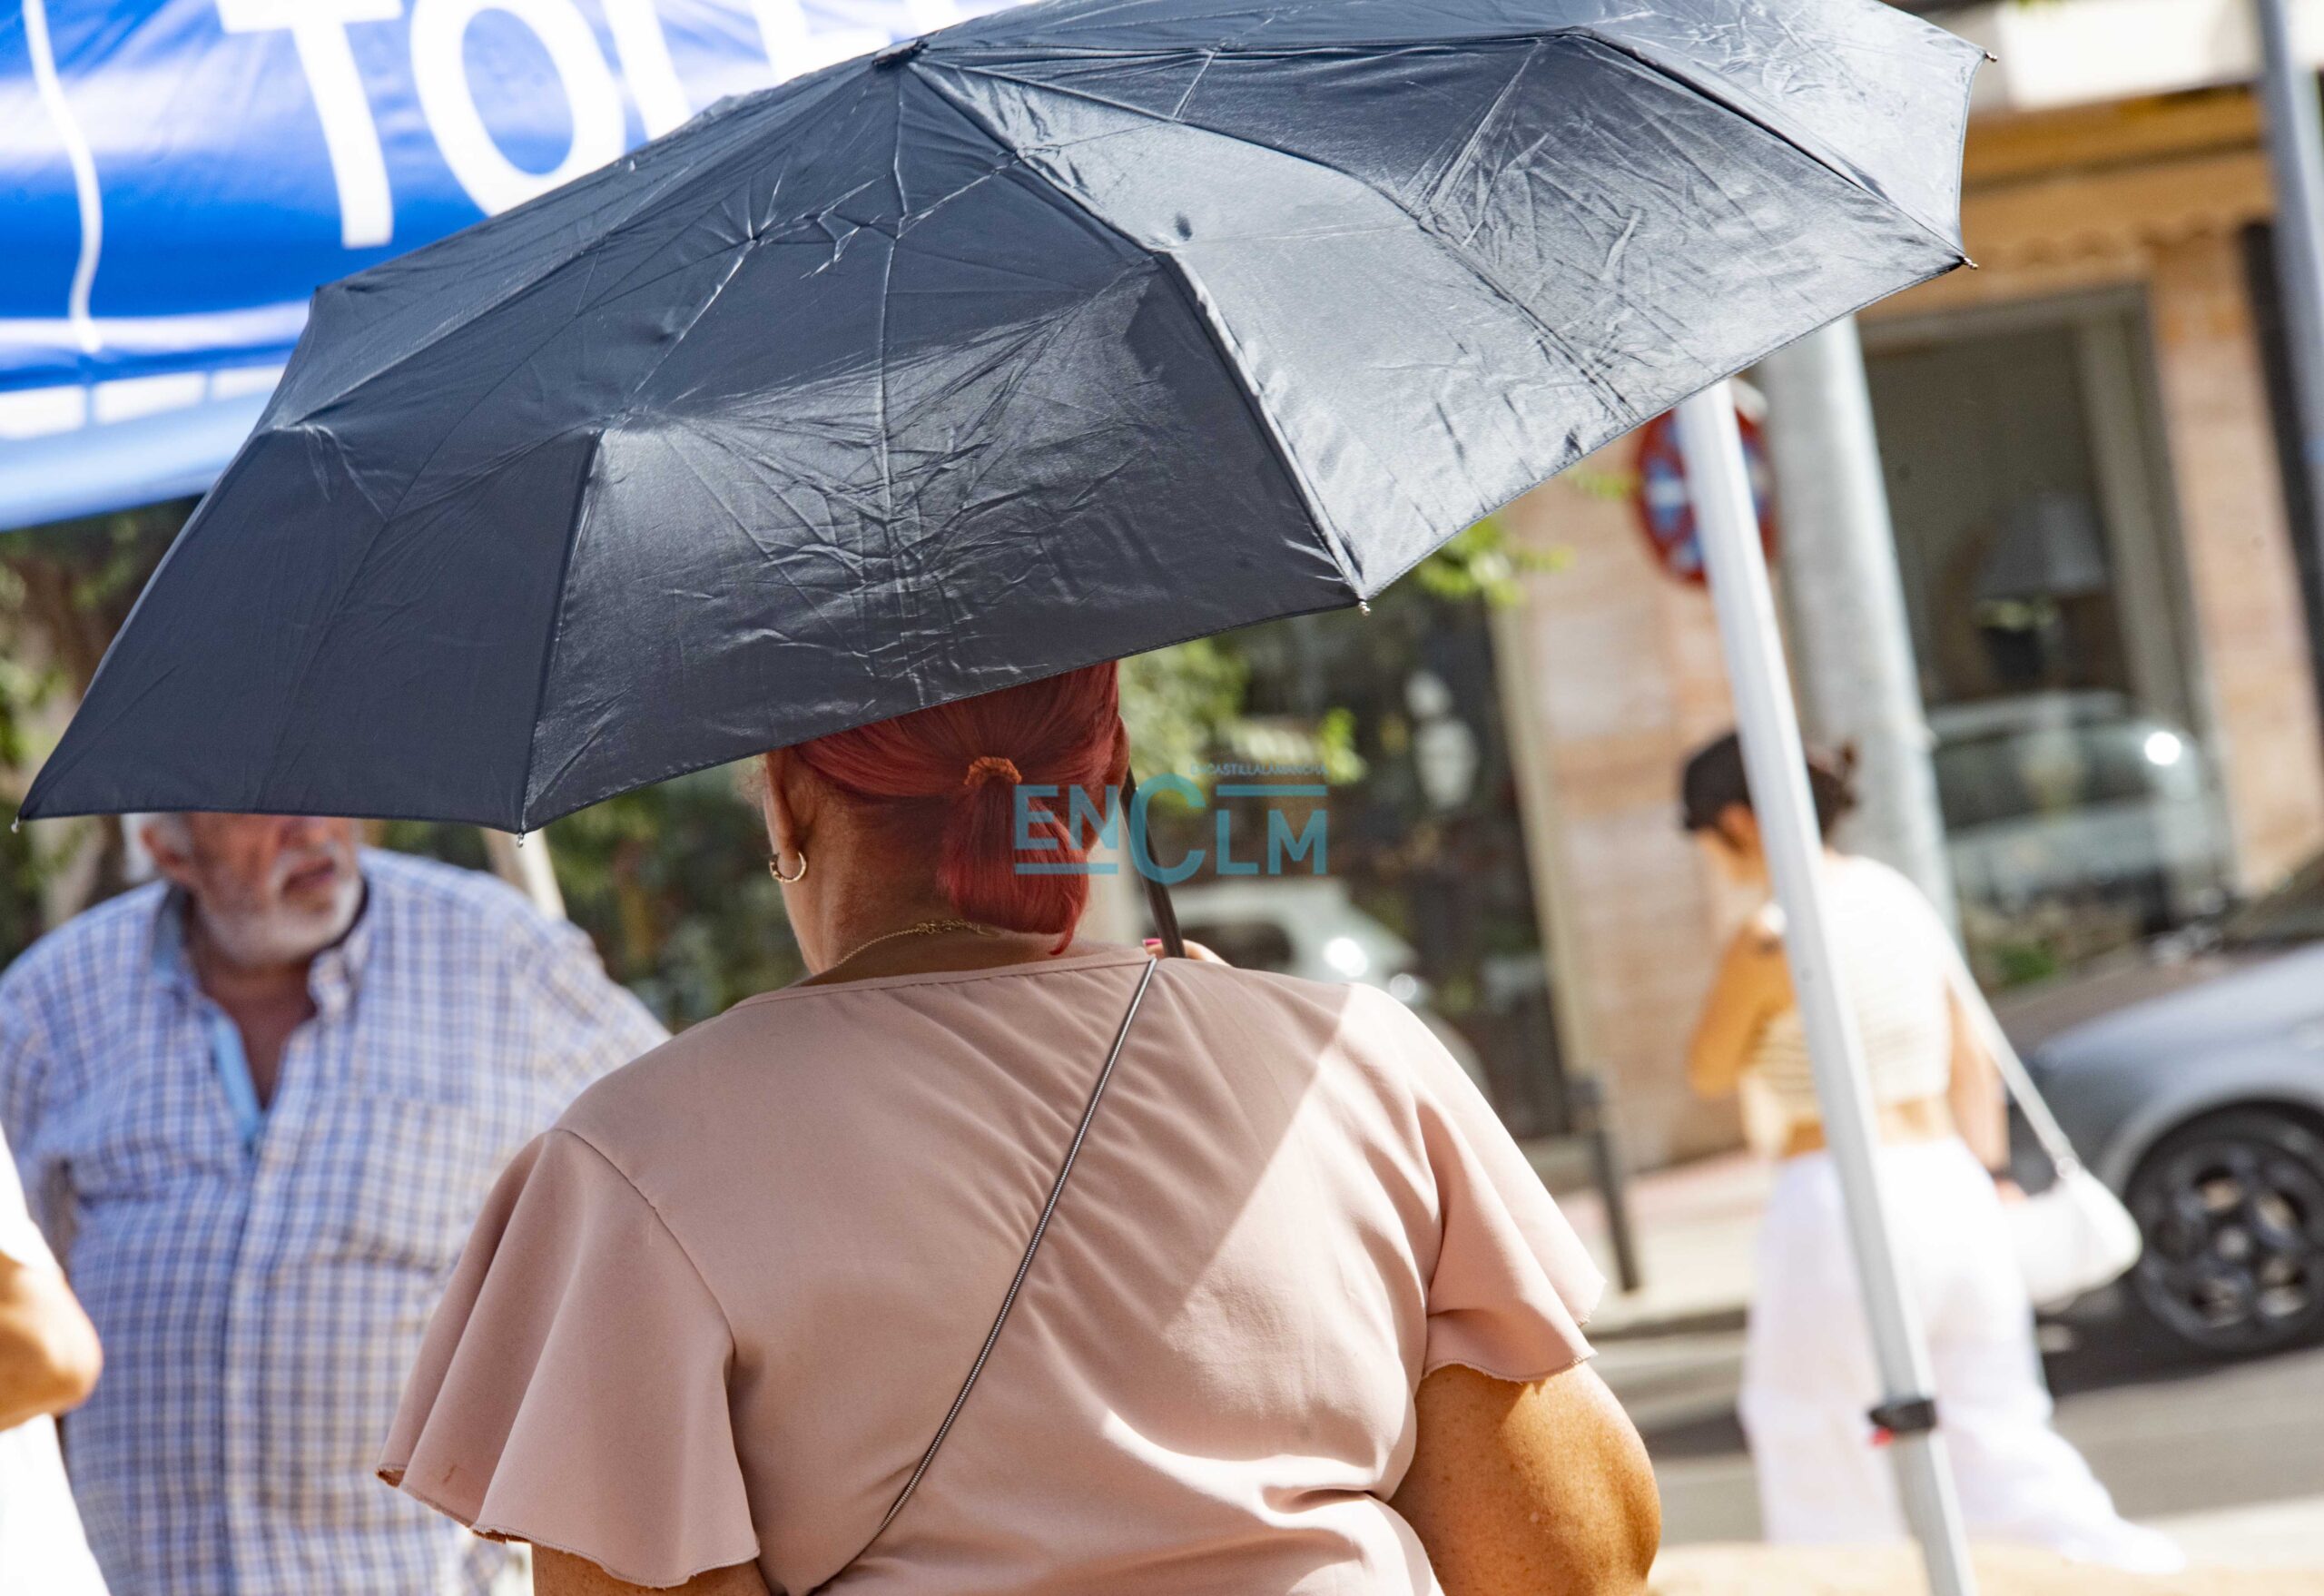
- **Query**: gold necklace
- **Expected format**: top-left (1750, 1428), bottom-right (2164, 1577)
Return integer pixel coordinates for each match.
top-left (829, 916), bottom-right (1002, 970)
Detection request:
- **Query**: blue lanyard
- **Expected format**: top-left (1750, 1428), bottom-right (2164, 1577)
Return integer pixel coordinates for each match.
top-left (203, 1008), bottom-right (265, 1153)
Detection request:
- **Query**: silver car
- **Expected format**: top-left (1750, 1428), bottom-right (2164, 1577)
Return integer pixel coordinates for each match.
top-left (2004, 855), bottom-right (2324, 1356)
top-left (1932, 692), bottom-right (2230, 980)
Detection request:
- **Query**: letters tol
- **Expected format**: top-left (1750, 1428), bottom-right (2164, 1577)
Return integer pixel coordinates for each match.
top-left (213, 0), bottom-right (712, 243)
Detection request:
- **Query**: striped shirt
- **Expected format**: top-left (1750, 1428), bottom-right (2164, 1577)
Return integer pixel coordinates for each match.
top-left (0, 851), bottom-right (668, 1596)
top-left (1745, 855), bottom-right (1956, 1122)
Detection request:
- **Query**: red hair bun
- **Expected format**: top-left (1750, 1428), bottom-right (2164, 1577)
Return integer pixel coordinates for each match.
top-left (792, 665), bottom-right (1124, 950)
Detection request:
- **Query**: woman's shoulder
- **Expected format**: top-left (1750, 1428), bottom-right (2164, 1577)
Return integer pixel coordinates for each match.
top-left (549, 949), bottom-right (1176, 1159)
top-left (1160, 954), bottom-right (1442, 1041)
top-left (546, 971), bottom-right (928, 1165)
top-left (1179, 961), bottom-right (1475, 1108)
top-left (554, 951), bottom-right (1449, 1174)
top-left (545, 1005), bottom-right (769, 1172)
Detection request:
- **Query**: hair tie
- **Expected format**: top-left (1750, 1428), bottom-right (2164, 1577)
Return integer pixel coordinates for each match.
top-left (963, 755), bottom-right (1021, 790)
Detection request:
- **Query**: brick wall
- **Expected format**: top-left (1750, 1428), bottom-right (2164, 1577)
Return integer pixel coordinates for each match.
top-left (2149, 229), bottom-right (2324, 889)
top-left (1494, 457), bottom-right (1753, 1167)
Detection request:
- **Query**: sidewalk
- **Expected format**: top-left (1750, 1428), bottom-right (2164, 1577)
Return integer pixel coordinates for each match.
top-left (1561, 1151), bottom-right (2324, 1577)
top-left (1652, 1546), bottom-right (2324, 1594)
top-left (1539, 1146), bottom-right (1769, 1339)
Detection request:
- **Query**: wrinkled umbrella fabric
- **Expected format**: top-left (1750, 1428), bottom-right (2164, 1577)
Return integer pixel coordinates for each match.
top-left (23, 0), bottom-right (1980, 831)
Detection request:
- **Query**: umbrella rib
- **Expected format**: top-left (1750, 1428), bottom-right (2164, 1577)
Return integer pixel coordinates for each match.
top-left (274, 67), bottom-right (868, 428)
top-left (929, 54), bottom-right (1641, 428)
top-left (936, 41), bottom-right (1962, 477)
top-left (505, 212), bottom-right (805, 823)
top-left (514, 432), bottom-right (601, 831)
top-left (1412, 40), bottom-right (1544, 222)
top-left (574, 73), bottom-right (886, 315)
top-left (1147, 253), bottom-right (1364, 596)
top-left (926, 33), bottom-right (1968, 608)
top-left (868, 73), bottom-right (916, 685)
top-left (275, 140), bottom-right (737, 423)
top-left (939, 32), bottom-right (1966, 258)
top-left (1567, 27), bottom-right (1968, 262)
top-left (601, 245), bottom-right (755, 420)
top-left (241, 424), bottom-right (595, 826)
top-left (261, 201), bottom-right (759, 824)
top-left (1165, 46), bottom-right (1217, 122)
top-left (908, 64), bottom-right (1364, 604)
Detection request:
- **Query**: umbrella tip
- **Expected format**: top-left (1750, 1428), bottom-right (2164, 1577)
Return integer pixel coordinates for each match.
top-left (873, 36), bottom-right (926, 69)
top-left (1358, 600), bottom-right (1372, 616)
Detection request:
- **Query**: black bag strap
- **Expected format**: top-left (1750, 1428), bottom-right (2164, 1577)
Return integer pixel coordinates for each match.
top-left (821, 956), bottom-right (1160, 1584)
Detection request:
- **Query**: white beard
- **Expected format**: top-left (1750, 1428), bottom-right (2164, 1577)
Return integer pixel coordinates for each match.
top-left (194, 870), bottom-right (365, 969)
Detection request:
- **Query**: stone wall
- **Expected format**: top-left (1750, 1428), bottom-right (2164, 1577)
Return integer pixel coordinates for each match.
top-left (1493, 458), bottom-right (1751, 1168)
top-left (2149, 230), bottom-right (2324, 889)
top-left (1871, 89), bottom-right (2324, 891)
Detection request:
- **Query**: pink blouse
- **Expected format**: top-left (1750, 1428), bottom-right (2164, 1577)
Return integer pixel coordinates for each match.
top-left (380, 948), bottom-right (1602, 1592)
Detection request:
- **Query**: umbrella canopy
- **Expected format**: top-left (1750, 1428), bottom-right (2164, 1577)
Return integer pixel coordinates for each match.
top-left (22, 0), bottom-right (1980, 831)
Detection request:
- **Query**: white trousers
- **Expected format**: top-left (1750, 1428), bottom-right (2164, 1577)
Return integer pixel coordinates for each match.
top-left (1738, 1140), bottom-right (2181, 1571)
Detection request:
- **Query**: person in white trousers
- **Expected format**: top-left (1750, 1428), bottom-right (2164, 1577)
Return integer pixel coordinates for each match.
top-left (1679, 733), bottom-right (2181, 1573)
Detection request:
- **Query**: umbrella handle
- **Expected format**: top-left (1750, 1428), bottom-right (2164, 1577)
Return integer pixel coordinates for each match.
top-left (1121, 770), bottom-right (1186, 958)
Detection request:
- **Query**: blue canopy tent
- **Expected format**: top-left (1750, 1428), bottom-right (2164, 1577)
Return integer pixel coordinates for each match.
top-left (0, 0), bottom-right (975, 529)
top-left (2, 0), bottom-right (985, 913)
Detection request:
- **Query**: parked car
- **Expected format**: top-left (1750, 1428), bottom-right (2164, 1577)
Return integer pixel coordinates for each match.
top-left (2003, 853), bottom-right (2324, 1356)
top-left (1931, 693), bottom-right (2230, 973)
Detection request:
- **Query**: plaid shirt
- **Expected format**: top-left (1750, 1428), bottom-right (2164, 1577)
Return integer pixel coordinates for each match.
top-left (0, 851), bottom-right (669, 1596)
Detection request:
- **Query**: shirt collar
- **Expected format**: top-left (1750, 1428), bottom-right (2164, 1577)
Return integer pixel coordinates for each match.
top-left (147, 862), bottom-right (378, 1016)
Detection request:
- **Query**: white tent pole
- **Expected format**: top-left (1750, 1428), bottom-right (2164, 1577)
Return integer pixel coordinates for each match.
top-left (1677, 382), bottom-right (1977, 1596)
top-left (481, 828), bottom-right (567, 920)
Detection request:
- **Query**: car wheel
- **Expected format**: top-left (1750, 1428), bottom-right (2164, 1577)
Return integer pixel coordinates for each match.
top-left (2124, 1109), bottom-right (2324, 1357)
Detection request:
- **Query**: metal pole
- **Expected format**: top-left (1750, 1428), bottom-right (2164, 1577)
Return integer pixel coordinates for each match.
top-left (1566, 1075), bottom-right (1642, 1294)
top-left (2254, 0), bottom-right (2324, 637)
top-left (1678, 383), bottom-right (1976, 1596)
top-left (1758, 318), bottom-right (1960, 933)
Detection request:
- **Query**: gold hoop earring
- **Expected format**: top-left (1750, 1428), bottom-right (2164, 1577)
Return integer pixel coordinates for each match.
top-left (769, 849), bottom-right (808, 884)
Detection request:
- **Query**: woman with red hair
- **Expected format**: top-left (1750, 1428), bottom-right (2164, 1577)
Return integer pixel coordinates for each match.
top-left (382, 661), bottom-right (1657, 1596)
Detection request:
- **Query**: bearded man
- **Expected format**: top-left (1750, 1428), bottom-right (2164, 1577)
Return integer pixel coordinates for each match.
top-left (0, 817), bottom-right (667, 1596)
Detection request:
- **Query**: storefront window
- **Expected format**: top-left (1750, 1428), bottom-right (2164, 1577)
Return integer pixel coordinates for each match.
top-left (1865, 294), bottom-right (2232, 985)
top-left (1158, 596), bottom-right (1569, 1137)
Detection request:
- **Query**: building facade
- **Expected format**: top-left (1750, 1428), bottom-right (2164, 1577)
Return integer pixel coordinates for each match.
top-left (1499, 16), bottom-right (2324, 1167)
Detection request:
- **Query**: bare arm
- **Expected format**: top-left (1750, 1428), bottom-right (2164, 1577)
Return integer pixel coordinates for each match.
top-left (1686, 921), bottom-right (1788, 1101)
top-left (1392, 1362), bottom-right (1659, 1596)
top-left (0, 1250), bottom-right (100, 1432)
top-left (1945, 985), bottom-right (2007, 1172)
top-left (534, 1549), bottom-right (770, 1596)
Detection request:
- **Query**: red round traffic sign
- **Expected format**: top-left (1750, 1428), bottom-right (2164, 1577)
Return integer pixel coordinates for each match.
top-left (1631, 409), bottom-right (1777, 586)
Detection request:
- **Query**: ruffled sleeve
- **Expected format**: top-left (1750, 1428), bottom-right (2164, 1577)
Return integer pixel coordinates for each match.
top-left (1391, 998), bottom-right (1606, 1382)
top-left (379, 1128), bottom-right (761, 1589)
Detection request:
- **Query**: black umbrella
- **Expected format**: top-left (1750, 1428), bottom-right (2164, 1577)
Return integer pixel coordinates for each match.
top-left (21, 0), bottom-right (1978, 831)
